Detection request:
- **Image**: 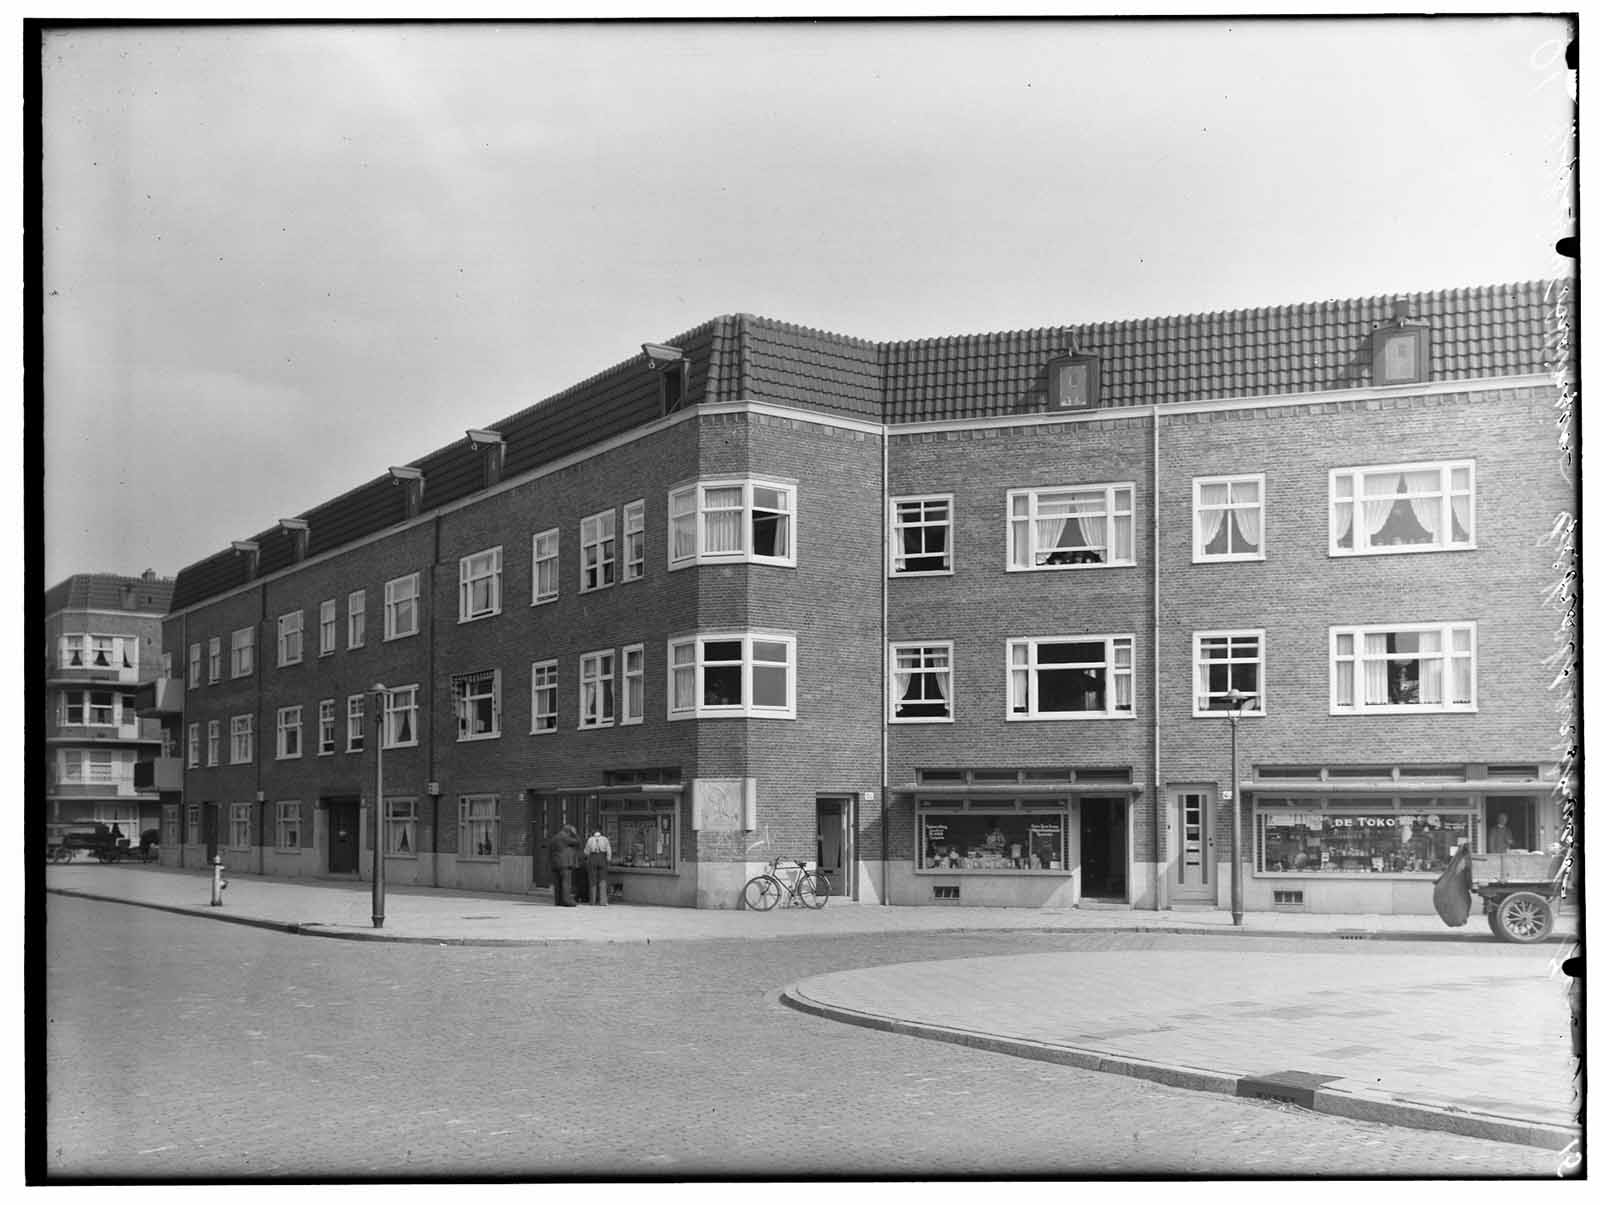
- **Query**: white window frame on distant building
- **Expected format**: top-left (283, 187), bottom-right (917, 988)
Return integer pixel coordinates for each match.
top-left (318, 699), bottom-right (337, 755)
top-left (230, 714), bottom-right (254, 764)
top-left (320, 599), bottom-right (337, 655)
top-left (459, 546), bottom-right (503, 622)
top-left (623, 500), bottom-right (646, 581)
top-left (1193, 474), bottom-right (1265, 563)
top-left (578, 650), bottom-right (616, 728)
top-left (189, 642), bottom-right (201, 685)
top-left (890, 495), bottom-right (954, 576)
top-left (1330, 622), bottom-right (1477, 715)
top-left (348, 589), bottom-right (366, 648)
top-left (385, 798), bottom-right (417, 857)
top-left (669, 478), bottom-right (796, 569)
top-left (1007, 635), bottom-right (1135, 720)
top-left (207, 636), bottom-right (221, 684)
top-left (276, 705), bottom-right (303, 760)
top-left (347, 694), bottom-right (365, 753)
top-left (531, 660), bottom-right (558, 733)
top-left (621, 644), bottom-right (645, 725)
top-left (277, 610), bottom-right (304, 666)
top-left (668, 632), bottom-right (797, 720)
top-left (206, 719), bottom-right (221, 767)
top-left (187, 722), bottom-right (200, 769)
top-left (231, 627), bottom-right (255, 677)
top-left (531, 528), bottom-right (560, 605)
top-left (1329, 460), bottom-right (1475, 557)
top-left (1007, 484), bottom-right (1134, 570)
top-left (889, 642), bottom-right (954, 723)
top-left (580, 510), bottom-right (617, 593)
top-left (1193, 631), bottom-right (1265, 717)
top-left (384, 573), bottom-right (420, 641)
top-left (275, 801), bottom-right (301, 851)
top-left (230, 803), bottom-right (251, 851)
top-left (380, 685), bottom-right (419, 748)
top-left (452, 669), bottom-right (501, 741)
top-left (459, 794), bottom-right (501, 860)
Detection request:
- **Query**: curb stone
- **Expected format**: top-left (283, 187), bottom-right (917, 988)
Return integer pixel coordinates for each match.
top-left (778, 982), bottom-right (1580, 1152)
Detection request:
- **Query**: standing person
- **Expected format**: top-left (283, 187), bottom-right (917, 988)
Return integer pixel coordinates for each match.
top-left (1488, 812), bottom-right (1514, 853)
top-left (584, 828), bottom-right (613, 906)
top-left (550, 824), bottom-right (580, 906)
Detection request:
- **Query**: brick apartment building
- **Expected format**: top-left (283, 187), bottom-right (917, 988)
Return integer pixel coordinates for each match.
top-left (45, 571), bottom-right (176, 846)
top-left (152, 279), bottom-right (1574, 914)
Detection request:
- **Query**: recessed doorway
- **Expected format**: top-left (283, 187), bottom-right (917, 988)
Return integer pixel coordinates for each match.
top-left (1079, 796), bottom-right (1127, 899)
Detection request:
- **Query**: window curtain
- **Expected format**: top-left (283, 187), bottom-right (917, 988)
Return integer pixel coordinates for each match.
top-left (1360, 473), bottom-right (1401, 543)
top-left (892, 655), bottom-right (913, 707)
top-left (1403, 472), bottom-right (1443, 540)
top-left (703, 487), bottom-right (743, 554)
top-left (891, 513), bottom-right (908, 571)
top-left (1232, 482), bottom-right (1262, 550)
top-left (1197, 482), bottom-right (1229, 549)
top-left (1067, 494), bottom-right (1107, 553)
top-left (1032, 508), bottom-right (1069, 561)
top-left (1418, 630), bottom-right (1444, 703)
top-left (1449, 491), bottom-right (1472, 543)
top-left (1363, 633), bottom-right (1389, 705)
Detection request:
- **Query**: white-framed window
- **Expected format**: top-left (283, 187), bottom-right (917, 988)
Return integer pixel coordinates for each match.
top-left (622, 644), bottom-right (645, 725)
top-left (459, 794), bottom-right (501, 859)
top-left (189, 642), bottom-right (201, 685)
top-left (452, 669), bottom-right (501, 741)
top-left (668, 632), bottom-right (797, 719)
top-left (59, 633), bottom-right (134, 671)
top-left (1007, 636), bottom-right (1135, 719)
top-left (185, 803), bottom-right (201, 843)
top-left (891, 496), bottom-right (954, 575)
top-left (459, 546), bottom-right (503, 621)
top-left (186, 722), bottom-right (199, 768)
top-left (206, 719), bottom-right (221, 767)
top-left (1008, 484), bottom-right (1134, 569)
top-left (230, 803), bottom-right (251, 851)
top-left (230, 714), bottom-right (255, 764)
top-left (277, 610), bottom-right (304, 666)
top-left (86, 750), bottom-right (115, 783)
top-left (1193, 474), bottom-right (1265, 562)
top-left (1330, 460), bottom-right (1475, 556)
top-left (531, 660), bottom-right (558, 733)
top-left (1330, 623), bottom-right (1476, 714)
top-left (318, 699), bottom-right (337, 755)
top-left (579, 650), bottom-right (616, 728)
top-left (623, 500), bottom-right (646, 581)
top-left (384, 573), bottom-right (420, 640)
top-left (890, 642), bottom-right (953, 722)
top-left (380, 685), bottom-right (419, 748)
top-left (275, 801), bottom-right (301, 851)
top-left (669, 479), bottom-right (796, 569)
top-left (276, 705), bottom-right (303, 760)
top-left (1193, 631), bottom-right (1264, 716)
top-left (231, 627), bottom-right (255, 677)
top-left (532, 528), bottom-right (560, 605)
top-left (63, 689), bottom-right (117, 727)
top-left (385, 798), bottom-right (417, 856)
top-left (347, 694), bottom-right (365, 753)
top-left (320, 599), bottom-right (337, 655)
top-left (580, 510), bottom-right (617, 592)
top-left (348, 589), bottom-right (366, 648)
top-left (207, 636), bottom-right (222, 683)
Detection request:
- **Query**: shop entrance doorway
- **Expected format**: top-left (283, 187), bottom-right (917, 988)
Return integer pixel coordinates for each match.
top-left (326, 798), bottom-right (360, 874)
top-left (1485, 796), bottom-right (1538, 852)
top-left (1080, 796), bottom-right (1127, 899)
top-left (1170, 788), bottom-right (1216, 904)
top-left (531, 793), bottom-right (598, 889)
top-left (816, 797), bottom-right (852, 898)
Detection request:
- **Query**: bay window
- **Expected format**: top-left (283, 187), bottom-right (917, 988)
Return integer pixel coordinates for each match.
top-left (1330, 623), bottom-right (1475, 713)
top-left (668, 632), bottom-right (796, 719)
top-left (669, 479), bottom-right (795, 568)
top-left (1330, 460), bottom-right (1474, 555)
top-left (1008, 636), bottom-right (1134, 718)
top-left (1008, 484), bottom-right (1133, 569)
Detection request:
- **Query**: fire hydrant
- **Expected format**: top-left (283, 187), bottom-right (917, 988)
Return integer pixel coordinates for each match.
top-left (210, 855), bottom-right (227, 907)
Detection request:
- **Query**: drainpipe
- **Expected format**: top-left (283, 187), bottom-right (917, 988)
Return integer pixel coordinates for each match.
top-left (428, 514), bottom-right (441, 887)
top-left (1152, 407), bottom-right (1167, 910)
top-left (880, 420), bottom-right (890, 906)
top-left (256, 583), bottom-right (266, 876)
top-left (180, 611), bottom-right (189, 870)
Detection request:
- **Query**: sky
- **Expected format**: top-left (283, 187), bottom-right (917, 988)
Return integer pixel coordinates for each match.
top-left (39, 15), bottom-right (1576, 587)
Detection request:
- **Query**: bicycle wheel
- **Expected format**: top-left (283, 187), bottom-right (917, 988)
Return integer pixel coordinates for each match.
top-left (796, 872), bottom-right (831, 909)
top-left (743, 874), bottom-right (782, 911)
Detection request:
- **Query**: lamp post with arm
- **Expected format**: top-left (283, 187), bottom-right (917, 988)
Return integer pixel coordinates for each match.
top-left (1225, 686), bottom-right (1256, 926)
top-left (370, 683), bottom-right (388, 929)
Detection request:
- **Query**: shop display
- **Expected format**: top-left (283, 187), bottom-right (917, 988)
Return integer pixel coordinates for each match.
top-left (1259, 806), bottom-right (1472, 874)
top-left (919, 811), bottom-right (1068, 871)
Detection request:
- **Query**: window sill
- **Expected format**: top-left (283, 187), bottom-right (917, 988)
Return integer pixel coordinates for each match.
top-left (1006, 713), bottom-right (1135, 722)
top-left (530, 727), bottom-right (557, 736)
top-left (458, 610), bottom-right (502, 624)
top-left (531, 597), bottom-right (559, 608)
top-left (1192, 553), bottom-right (1265, 564)
top-left (670, 710), bottom-right (796, 721)
top-left (382, 632), bottom-right (418, 643)
top-left (915, 867), bottom-right (1072, 876)
top-left (457, 732), bottom-right (502, 743)
top-left (380, 742), bottom-right (419, 751)
top-left (578, 721), bottom-right (617, 731)
top-left (1329, 544), bottom-right (1477, 558)
top-left (273, 846), bottom-right (304, 855)
top-left (1329, 707), bottom-right (1478, 717)
top-left (455, 854), bottom-right (498, 863)
top-left (890, 716), bottom-right (954, 724)
top-left (1192, 710), bottom-right (1267, 719)
top-left (890, 568), bottom-right (955, 578)
top-left (1006, 562), bottom-right (1135, 573)
top-left (669, 556), bottom-right (797, 571)
top-left (613, 865), bottom-right (677, 875)
top-left (1253, 869), bottom-right (1444, 880)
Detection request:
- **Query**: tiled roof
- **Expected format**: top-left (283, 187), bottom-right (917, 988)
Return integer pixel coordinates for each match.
top-left (170, 279), bottom-right (1565, 611)
top-left (45, 572), bottom-right (175, 616)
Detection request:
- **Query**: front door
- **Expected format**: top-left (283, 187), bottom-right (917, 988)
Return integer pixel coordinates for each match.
top-left (327, 800), bottom-right (360, 873)
top-left (1485, 796), bottom-right (1539, 852)
top-left (1171, 789), bottom-right (1216, 903)
top-left (202, 803), bottom-right (220, 862)
top-left (816, 797), bottom-right (851, 897)
top-left (1079, 796), bottom-right (1127, 899)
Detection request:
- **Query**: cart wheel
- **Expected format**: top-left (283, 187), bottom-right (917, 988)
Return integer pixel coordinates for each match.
top-left (1486, 906), bottom-right (1507, 941)
top-left (1496, 891), bottom-right (1554, 943)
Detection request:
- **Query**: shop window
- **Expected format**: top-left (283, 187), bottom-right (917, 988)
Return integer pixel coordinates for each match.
top-left (1007, 484), bottom-right (1133, 570)
top-left (1193, 474), bottom-right (1264, 562)
top-left (890, 642), bottom-right (953, 722)
top-left (1008, 636), bottom-right (1134, 718)
top-left (1256, 801), bottom-right (1475, 875)
top-left (891, 496), bottom-right (953, 575)
top-left (1330, 623), bottom-right (1475, 713)
top-left (600, 798), bottom-right (677, 871)
top-left (918, 809), bottom-right (1068, 872)
top-left (1330, 460), bottom-right (1473, 556)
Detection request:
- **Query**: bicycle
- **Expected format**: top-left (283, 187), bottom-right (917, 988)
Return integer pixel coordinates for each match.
top-left (742, 857), bottom-right (831, 910)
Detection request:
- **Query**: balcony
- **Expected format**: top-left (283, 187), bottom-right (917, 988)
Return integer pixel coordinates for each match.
top-left (134, 757), bottom-right (184, 793)
top-left (134, 677), bottom-right (184, 716)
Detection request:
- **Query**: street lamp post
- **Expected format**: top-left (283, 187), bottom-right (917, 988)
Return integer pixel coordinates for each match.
top-left (370, 683), bottom-right (388, 930)
top-left (1225, 687), bottom-right (1256, 927)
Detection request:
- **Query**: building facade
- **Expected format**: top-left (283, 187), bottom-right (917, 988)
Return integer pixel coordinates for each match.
top-left (157, 280), bottom-right (1575, 913)
top-left (44, 571), bottom-right (176, 846)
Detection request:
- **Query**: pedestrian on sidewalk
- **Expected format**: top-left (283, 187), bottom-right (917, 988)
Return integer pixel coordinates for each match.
top-left (584, 828), bottom-right (612, 905)
top-left (550, 824), bottom-right (580, 907)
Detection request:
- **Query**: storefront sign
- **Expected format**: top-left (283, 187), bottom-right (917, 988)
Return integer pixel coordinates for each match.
top-left (1029, 823), bottom-right (1060, 835)
top-left (1327, 816), bottom-right (1398, 828)
top-left (925, 823), bottom-right (947, 840)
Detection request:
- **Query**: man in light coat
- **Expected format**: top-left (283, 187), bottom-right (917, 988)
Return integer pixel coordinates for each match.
top-left (584, 828), bottom-right (612, 906)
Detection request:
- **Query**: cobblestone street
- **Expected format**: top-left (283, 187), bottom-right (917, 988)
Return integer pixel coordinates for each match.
top-left (45, 895), bottom-right (1564, 1179)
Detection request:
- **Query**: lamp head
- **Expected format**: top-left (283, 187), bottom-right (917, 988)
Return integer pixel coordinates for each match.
top-left (1224, 688), bottom-right (1256, 714)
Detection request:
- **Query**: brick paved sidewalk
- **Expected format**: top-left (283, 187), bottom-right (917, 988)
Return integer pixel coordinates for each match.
top-left (783, 945), bottom-right (1582, 1151)
top-left (44, 862), bottom-right (1578, 945)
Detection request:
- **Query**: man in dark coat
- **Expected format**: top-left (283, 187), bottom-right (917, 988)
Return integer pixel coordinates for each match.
top-left (550, 824), bottom-right (580, 906)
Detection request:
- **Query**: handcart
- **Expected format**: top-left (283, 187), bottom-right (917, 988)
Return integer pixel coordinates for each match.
top-left (1470, 849), bottom-right (1566, 943)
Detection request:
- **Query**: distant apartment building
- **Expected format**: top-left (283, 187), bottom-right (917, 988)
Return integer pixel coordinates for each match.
top-left (45, 571), bottom-right (176, 845)
top-left (157, 279), bottom-right (1574, 914)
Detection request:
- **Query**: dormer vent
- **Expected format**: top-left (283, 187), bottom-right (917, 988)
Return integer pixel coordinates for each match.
top-left (643, 342), bottom-right (689, 416)
top-left (1373, 298), bottom-right (1429, 387)
top-left (467, 429), bottom-right (506, 488)
top-left (278, 518), bottom-right (310, 562)
top-left (388, 466), bottom-right (424, 518)
top-left (231, 540), bottom-right (261, 582)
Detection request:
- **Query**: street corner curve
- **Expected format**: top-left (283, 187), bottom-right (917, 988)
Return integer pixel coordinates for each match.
top-left (1309, 1083), bottom-right (1581, 1152)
